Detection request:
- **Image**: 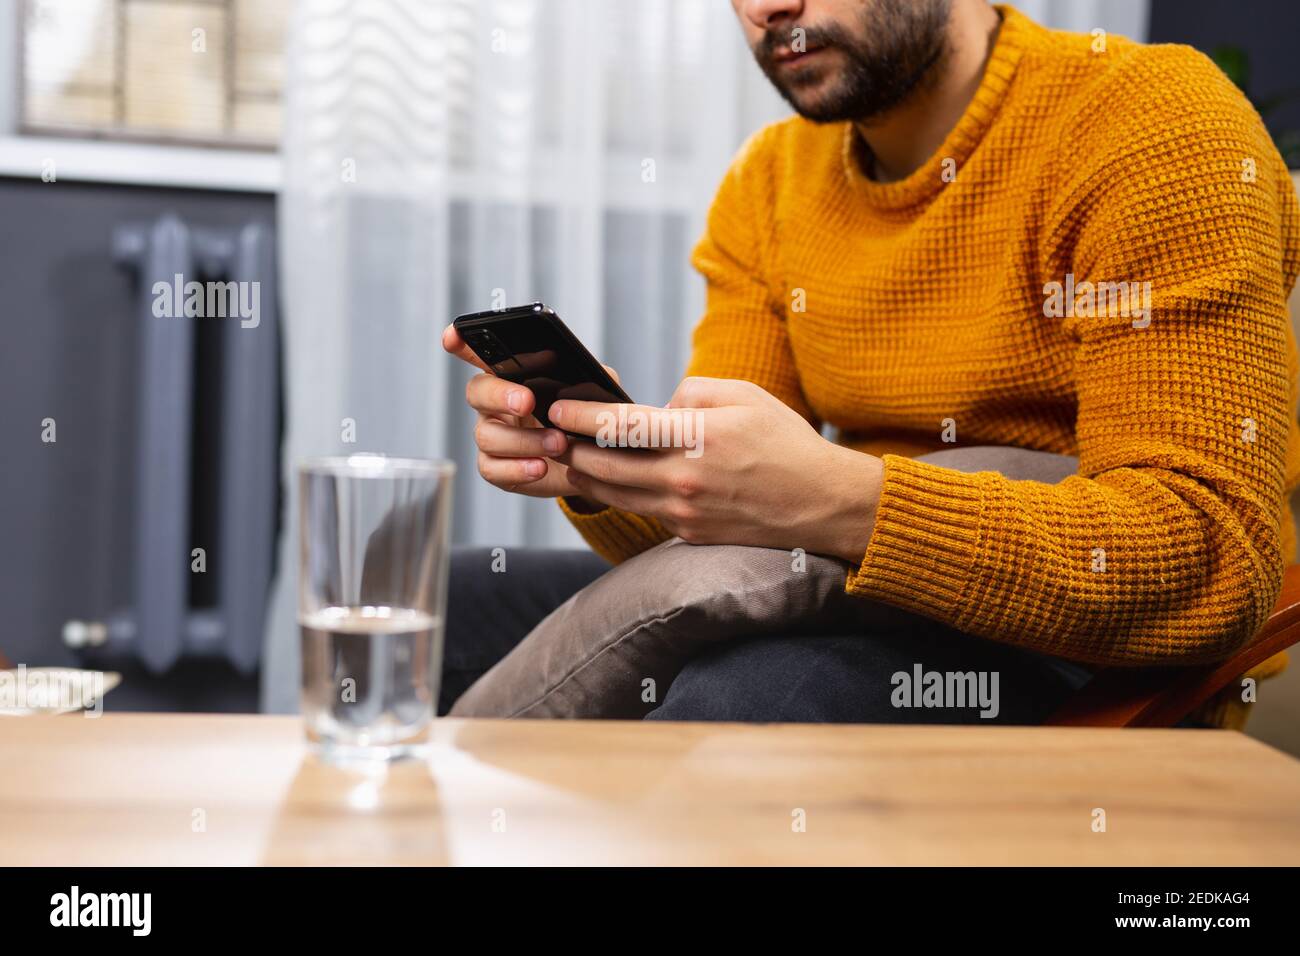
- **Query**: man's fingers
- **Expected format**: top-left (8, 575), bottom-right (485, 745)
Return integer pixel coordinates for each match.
top-left (442, 324), bottom-right (491, 372)
top-left (557, 441), bottom-right (672, 490)
top-left (478, 451), bottom-right (548, 487)
top-left (667, 375), bottom-right (766, 409)
top-left (566, 469), bottom-right (664, 516)
top-left (549, 399), bottom-right (686, 440)
top-left (467, 372), bottom-right (535, 418)
top-left (475, 419), bottom-right (568, 458)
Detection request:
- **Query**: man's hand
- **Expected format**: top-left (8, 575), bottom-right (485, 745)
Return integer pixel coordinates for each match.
top-left (442, 323), bottom-right (604, 506)
top-left (551, 377), bottom-right (885, 563)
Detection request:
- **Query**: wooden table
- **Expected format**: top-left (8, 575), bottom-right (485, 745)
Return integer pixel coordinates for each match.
top-left (3, 714), bottom-right (1299, 865)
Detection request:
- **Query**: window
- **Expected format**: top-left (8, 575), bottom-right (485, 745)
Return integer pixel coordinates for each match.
top-left (20, 0), bottom-right (289, 148)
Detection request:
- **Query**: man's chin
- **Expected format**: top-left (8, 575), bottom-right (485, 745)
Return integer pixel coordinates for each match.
top-left (783, 85), bottom-right (856, 124)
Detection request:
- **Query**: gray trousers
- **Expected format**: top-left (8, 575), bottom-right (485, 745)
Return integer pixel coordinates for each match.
top-left (440, 446), bottom-right (1094, 724)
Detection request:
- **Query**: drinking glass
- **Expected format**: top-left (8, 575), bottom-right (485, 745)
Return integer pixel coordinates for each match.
top-left (298, 455), bottom-right (454, 760)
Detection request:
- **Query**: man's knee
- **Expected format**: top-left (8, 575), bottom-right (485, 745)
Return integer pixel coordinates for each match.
top-left (646, 629), bottom-right (1087, 725)
top-left (647, 635), bottom-right (902, 724)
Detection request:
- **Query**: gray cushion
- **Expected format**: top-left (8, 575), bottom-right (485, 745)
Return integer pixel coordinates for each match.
top-left (449, 539), bottom-right (874, 717)
top-left (449, 445), bottom-right (1077, 719)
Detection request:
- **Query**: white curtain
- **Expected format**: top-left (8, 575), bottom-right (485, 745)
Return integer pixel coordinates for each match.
top-left (262, 0), bottom-right (1150, 713)
top-left (1008, 0), bottom-right (1149, 39)
top-left (262, 0), bottom-right (787, 712)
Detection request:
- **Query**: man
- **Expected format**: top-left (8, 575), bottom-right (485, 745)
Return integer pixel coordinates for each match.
top-left (440, 0), bottom-right (1300, 724)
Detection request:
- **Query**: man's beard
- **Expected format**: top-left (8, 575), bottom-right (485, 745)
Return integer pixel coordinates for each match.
top-left (753, 0), bottom-right (953, 123)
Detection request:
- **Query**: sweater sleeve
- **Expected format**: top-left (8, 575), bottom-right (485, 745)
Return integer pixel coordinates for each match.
top-left (846, 47), bottom-right (1300, 665)
top-left (558, 126), bottom-right (817, 564)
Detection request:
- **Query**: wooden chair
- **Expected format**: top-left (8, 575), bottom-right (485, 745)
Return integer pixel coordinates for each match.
top-left (1047, 564), bottom-right (1300, 727)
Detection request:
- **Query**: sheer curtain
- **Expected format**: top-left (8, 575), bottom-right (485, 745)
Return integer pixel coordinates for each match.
top-left (262, 0), bottom-right (1149, 713)
top-left (1011, 0), bottom-right (1149, 38)
top-left (262, 0), bottom-right (786, 712)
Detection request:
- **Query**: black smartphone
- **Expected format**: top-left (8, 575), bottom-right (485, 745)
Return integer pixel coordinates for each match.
top-left (453, 302), bottom-right (632, 435)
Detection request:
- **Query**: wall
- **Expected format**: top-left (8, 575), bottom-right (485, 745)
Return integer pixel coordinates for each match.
top-left (1149, 0), bottom-right (1300, 146)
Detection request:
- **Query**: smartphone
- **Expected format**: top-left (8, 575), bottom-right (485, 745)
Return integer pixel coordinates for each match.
top-left (453, 302), bottom-right (632, 435)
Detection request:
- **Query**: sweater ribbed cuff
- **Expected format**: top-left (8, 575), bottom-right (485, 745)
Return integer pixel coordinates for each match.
top-left (555, 497), bottom-right (670, 565)
top-left (846, 455), bottom-right (988, 619)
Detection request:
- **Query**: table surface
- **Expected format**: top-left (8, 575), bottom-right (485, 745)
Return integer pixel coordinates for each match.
top-left (3, 713), bottom-right (1299, 865)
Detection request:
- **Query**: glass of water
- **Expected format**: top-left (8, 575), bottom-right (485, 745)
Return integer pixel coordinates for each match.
top-left (298, 455), bottom-right (454, 761)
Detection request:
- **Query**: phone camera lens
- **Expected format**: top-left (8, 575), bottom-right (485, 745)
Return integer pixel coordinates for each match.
top-left (469, 329), bottom-right (504, 360)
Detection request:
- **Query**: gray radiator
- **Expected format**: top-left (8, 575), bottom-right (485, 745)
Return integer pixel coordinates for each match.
top-left (62, 214), bottom-right (280, 674)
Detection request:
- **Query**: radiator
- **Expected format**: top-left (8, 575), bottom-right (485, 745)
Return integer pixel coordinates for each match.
top-left (61, 214), bottom-right (280, 674)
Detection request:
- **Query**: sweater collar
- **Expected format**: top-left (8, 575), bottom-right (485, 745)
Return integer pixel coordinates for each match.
top-left (841, 3), bottom-right (1030, 212)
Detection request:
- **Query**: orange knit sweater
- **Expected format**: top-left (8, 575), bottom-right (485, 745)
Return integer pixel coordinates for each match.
top-left (562, 6), bottom-right (1300, 674)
